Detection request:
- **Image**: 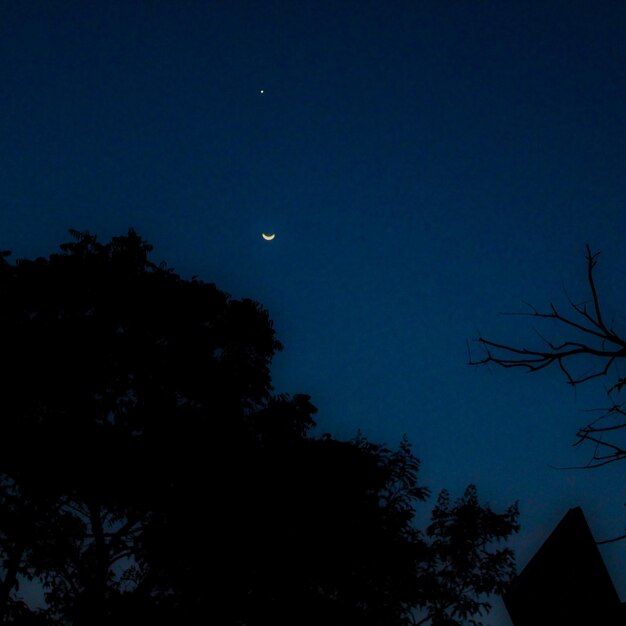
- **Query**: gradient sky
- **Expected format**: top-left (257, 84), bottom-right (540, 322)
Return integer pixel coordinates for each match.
top-left (2, 2), bottom-right (626, 623)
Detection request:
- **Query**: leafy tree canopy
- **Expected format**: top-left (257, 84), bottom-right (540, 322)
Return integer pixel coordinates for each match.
top-left (0, 229), bottom-right (518, 625)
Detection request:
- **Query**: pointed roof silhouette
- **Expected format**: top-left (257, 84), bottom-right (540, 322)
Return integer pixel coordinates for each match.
top-left (504, 506), bottom-right (625, 625)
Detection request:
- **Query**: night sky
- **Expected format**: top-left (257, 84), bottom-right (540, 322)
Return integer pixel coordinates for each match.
top-left (2, 2), bottom-right (626, 623)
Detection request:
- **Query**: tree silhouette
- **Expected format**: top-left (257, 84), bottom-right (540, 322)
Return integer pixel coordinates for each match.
top-left (0, 229), bottom-right (282, 624)
top-left (0, 229), bottom-right (518, 625)
top-left (422, 485), bottom-right (519, 625)
top-left (470, 245), bottom-right (626, 540)
top-left (470, 247), bottom-right (626, 468)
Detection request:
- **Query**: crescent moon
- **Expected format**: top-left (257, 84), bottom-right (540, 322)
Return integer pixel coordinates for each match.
top-left (262, 233), bottom-right (275, 240)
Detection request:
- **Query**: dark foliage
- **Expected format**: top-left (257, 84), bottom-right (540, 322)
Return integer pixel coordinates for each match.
top-left (0, 229), bottom-right (518, 625)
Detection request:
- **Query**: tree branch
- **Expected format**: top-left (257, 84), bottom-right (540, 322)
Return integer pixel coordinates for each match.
top-left (470, 247), bottom-right (626, 389)
top-left (596, 532), bottom-right (626, 545)
top-left (471, 245), bottom-right (626, 540)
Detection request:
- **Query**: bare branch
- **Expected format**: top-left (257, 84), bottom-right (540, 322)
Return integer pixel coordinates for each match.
top-left (498, 309), bottom-right (600, 341)
top-left (564, 356), bottom-right (616, 386)
top-left (548, 302), bottom-right (607, 341)
top-left (472, 247), bottom-right (626, 540)
top-left (608, 376), bottom-right (626, 394)
top-left (586, 244), bottom-right (607, 332)
top-left (578, 421), bottom-right (626, 435)
top-left (469, 245), bottom-right (626, 396)
top-left (472, 335), bottom-right (622, 387)
top-left (596, 532), bottom-right (626, 545)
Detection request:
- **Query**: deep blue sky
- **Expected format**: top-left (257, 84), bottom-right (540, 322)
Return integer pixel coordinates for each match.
top-left (2, 2), bottom-right (626, 622)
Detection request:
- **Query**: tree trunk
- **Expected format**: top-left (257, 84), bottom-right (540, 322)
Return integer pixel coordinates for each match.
top-left (84, 502), bottom-right (110, 626)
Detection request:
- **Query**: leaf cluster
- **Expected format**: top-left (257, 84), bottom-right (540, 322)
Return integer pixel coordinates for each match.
top-left (0, 230), bottom-right (519, 625)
